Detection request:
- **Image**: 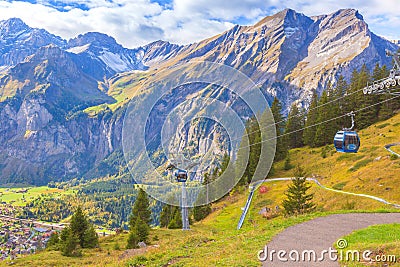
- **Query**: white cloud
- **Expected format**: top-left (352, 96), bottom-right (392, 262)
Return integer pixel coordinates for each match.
top-left (0, 0), bottom-right (399, 48)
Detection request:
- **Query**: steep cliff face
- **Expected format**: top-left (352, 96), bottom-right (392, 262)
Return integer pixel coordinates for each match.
top-left (0, 9), bottom-right (397, 184)
top-left (0, 95), bottom-right (124, 184)
top-left (0, 44), bottom-right (118, 185)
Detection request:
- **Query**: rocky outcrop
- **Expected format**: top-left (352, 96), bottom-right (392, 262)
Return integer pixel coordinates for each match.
top-left (0, 9), bottom-right (398, 184)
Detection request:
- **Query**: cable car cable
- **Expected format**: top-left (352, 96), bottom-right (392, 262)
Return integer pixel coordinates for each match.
top-left (229, 85), bottom-right (372, 144)
top-left (238, 93), bottom-right (400, 150)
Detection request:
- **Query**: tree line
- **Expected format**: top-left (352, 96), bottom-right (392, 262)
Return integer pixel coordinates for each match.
top-left (236, 63), bottom-right (400, 186)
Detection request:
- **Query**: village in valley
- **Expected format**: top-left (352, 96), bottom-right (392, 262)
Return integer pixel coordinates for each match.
top-left (0, 189), bottom-right (63, 261)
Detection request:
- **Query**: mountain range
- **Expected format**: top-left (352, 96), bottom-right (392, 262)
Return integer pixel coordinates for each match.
top-left (0, 8), bottom-right (397, 185)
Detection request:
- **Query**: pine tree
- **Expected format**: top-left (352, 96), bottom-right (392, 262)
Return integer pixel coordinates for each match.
top-left (134, 217), bottom-right (150, 243)
top-left (314, 90), bottom-right (329, 147)
top-left (160, 204), bottom-right (174, 228)
top-left (235, 117), bottom-right (261, 185)
top-left (129, 188), bottom-right (152, 228)
top-left (218, 153), bottom-right (230, 175)
top-left (356, 64), bottom-right (376, 129)
top-left (61, 228), bottom-right (80, 257)
top-left (127, 189), bottom-right (152, 248)
top-left (82, 224), bottom-right (99, 249)
top-left (326, 81), bottom-right (341, 139)
top-left (271, 97), bottom-right (288, 161)
top-left (247, 118), bottom-right (261, 184)
top-left (126, 231), bottom-right (139, 249)
top-left (282, 166), bottom-right (316, 216)
top-left (345, 68), bottom-right (360, 115)
top-left (377, 64), bottom-right (395, 119)
top-left (334, 75), bottom-right (348, 129)
top-left (69, 206), bottom-right (88, 248)
top-left (283, 155), bottom-right (292, 170)
top-left (236, 127), bottom-right (251, 186)
top-left (193, 170), bottom-right (213, 221)
top-left (284, 104), bottom-right (305, 148)
top-left (193, 204), bottom-right (212, 221)
top-left (46, 232), bottom-right (60, 250)
top-left (303, 90), bottom-right (319, 147)
top-left (167, 208), bottom-right (182, 229)
top-left (60, 206), bottom-right (99, 253)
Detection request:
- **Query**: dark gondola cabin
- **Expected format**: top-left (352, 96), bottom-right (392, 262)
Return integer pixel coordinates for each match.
top-left (334, 131), bottom-right (360, 153)
top-left (174, 169), bottom-right (188, 182)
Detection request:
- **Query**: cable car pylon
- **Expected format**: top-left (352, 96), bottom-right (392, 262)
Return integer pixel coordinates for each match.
top-left (166, 156), bottom-right (199, 231)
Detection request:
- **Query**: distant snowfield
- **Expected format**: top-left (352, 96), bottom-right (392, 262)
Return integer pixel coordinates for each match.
top-left (99, 51), bottom-right (131, 72)
top-left (66, 44), bottom-right (90, 54)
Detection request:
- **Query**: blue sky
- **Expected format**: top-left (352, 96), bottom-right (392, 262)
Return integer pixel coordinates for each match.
top-left (0, 0), bottom-right (399, 48)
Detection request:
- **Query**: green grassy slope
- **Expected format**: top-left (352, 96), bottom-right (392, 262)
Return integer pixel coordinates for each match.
top-left (3, 111), bottom-right (400, 266)
top-left (339, 224), bottom-right (400, 267)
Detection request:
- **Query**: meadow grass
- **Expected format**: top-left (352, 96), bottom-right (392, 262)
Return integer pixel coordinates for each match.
top-left (338, 224), bottom-right (400, 267)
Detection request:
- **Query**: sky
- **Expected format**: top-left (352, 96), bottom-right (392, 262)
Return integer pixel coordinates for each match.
top-left (0, 0), bottom-right (399, 48)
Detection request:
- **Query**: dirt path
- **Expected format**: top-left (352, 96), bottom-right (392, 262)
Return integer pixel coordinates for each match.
top-left (260, 213), bottom-right (400, 266)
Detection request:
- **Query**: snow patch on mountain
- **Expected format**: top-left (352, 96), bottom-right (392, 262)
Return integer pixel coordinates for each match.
top-left (66, 44), bottom-right (90, 54)
top-left (99, 51), bottom-right (131, 72)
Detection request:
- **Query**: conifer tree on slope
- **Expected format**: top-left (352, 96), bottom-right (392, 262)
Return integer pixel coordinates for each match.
top-left (127, 188), bottom-right (152, 248)
top-left (303, 90), bottom-right (319, 147)
top-left (284, 103), bottom-right (305, 149)
top-left (59, 206), bottom-right (99, 256)
top-left (235, 117), bottom-right (261, 185)
top-left (69, 206), bottom-right (89, 248)
top-left (130, 188), bottom-right (152, 227)
top-left (374, 63), bottom-right (395, 120)
top-left (356, 64), bottom-right (376, 129)
top-left (247, 118), bottom-right (261, 184)
top-left (282, 166), bottom-right (316, 216)
top-left (334, 75), bottom-right (348, 129)
top-left (314, 90), bottom-right (329, 147)
top-left (271, 97), bottom-right (288, 161)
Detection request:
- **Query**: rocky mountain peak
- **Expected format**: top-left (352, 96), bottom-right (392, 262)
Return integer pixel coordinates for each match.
top-left (12, 45), bottom-right (80, 83)
top-left (0, 18), bottom-right (65, 67)
top-left (334, 8), bottom-right (364, 20)
top-left (252, 8), bottom-right (312, 33)
top-left (68, 32), bottom-right (122, 51)
top-left (0, 18), bottom-right (30, 36)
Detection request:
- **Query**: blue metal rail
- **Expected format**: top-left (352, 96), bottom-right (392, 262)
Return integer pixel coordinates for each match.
top-left (237, 187), bottom-right (255, 230)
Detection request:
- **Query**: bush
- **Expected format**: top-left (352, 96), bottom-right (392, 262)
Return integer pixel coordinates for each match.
top-left (283, 156), bottom-right (293, 171)
top-left (126, 232), bottom-right (139, 249)
top-left (332, 182), bottom-right (347, 191)
top-left (193, 204), bottom-right (212, 222)
top-left (390, 154), bottom-right (399, 160)
top-left (46, 232), bottom-right (61, 250)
